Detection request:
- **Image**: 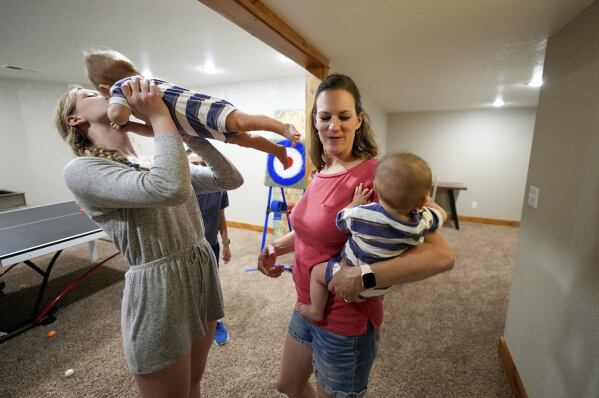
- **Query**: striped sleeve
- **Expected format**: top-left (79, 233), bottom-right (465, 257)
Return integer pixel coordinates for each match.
top-left (422, 207), bottom-right (443, 231)
top-left (336, 208), bottom-right (352, 234)
top-left (109, 79), bottom-right (131, 109)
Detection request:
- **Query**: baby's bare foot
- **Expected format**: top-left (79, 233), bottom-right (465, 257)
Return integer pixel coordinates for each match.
top-left (283, 124), bottom-right (301, 147)
top-left (274, 145), bottom-right (290, 169)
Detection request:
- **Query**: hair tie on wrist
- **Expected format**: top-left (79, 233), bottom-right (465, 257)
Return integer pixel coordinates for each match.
top-left (126, 161), bottom-right (140, 170)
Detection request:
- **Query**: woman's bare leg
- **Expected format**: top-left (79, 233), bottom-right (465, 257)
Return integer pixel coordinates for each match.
top-left (134, 350), bottom-right (192, 398)
top-left (276, 332), bottom-right (315, 398)
top-left (189, 320), bottom-right (217, 398)
top-left (316, 384), bottom-right (334, 398)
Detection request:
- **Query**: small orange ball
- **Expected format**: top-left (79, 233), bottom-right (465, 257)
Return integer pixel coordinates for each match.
top-left (47, 330), bottom-right (57, 338)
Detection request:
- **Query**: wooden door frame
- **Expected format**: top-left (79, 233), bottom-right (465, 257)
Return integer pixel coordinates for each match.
top-left (199, 0), bottom-right (328, 183)
top-left (198, 0), bottom-right (329, 79)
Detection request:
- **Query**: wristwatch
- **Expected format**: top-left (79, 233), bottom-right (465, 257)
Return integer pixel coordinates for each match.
top-left (360, 264), bottom-right (376, 289)
top-left (222, 238), bottom-right (231, 246)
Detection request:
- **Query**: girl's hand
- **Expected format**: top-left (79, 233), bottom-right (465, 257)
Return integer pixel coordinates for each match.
top-left (121, 77), bottom-right (177, 135)
top-left (348, 183), bottom-right (373, 208)
top-left (121, 77), bottom-right (169, 126)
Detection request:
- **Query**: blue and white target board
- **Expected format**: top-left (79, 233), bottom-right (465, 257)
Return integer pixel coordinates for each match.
top-left (264, 140), bottom-right (306, 189)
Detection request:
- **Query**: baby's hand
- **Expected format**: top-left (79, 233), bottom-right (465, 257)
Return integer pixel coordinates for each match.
top-left (348, 184), bottom-right (373, 208)
top-left (284, 124), bottom-right (301, 147)
top-left (111, 122), bottom-right (123, 131)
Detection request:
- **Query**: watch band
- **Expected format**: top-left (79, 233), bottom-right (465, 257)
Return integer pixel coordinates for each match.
top-left (222, 238), bottom-right (231, 245)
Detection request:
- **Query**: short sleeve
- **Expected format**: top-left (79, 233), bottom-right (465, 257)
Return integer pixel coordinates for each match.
top-left (109, 79), bottom-right (131, 109)
top-left (335, 208), bottom-right (351, 234)
top-left (423, 207), bottom-right (443, 231)
top-left (220, 191), bottom-right (229, 210)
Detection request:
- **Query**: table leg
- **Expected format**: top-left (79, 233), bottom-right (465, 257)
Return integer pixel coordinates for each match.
top-left (88, 240), bottom-right (98, 262)
top-left (448, 189), bottom-right (460, 230)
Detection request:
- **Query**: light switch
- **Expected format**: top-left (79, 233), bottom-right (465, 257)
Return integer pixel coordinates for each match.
top-left (528, 186), bottom-right (539, 208)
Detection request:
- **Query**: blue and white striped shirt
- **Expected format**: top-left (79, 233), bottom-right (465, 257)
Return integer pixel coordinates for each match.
top-left (336, 203), bottom-right (443, 267)
top-left (110, 78), bottom-right (238, 142)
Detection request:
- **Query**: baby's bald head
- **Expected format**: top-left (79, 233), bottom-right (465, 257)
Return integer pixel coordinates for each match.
top-left (375, 152), bottom-right (432, 214)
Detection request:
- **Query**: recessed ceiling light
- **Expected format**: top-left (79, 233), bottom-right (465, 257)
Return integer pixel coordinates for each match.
top-left (197, 60), bottom-right (221, 74)
top-left (493, 97), bottom-right (505, 108)
top-left (141, 67), bottom-right (153, 78)
top-left (528, 75), bottom-right (543, 87)
top-left (528, 66), bottom-right (543, 87)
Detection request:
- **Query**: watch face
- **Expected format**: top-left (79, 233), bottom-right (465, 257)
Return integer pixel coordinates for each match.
top-left (362, 272), bottom-right (376, 289)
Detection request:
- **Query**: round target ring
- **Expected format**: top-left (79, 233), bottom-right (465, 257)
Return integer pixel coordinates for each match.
top-left (267, 140), bottom-right (305, 186)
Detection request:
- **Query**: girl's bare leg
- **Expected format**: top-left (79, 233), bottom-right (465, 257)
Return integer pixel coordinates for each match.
top-left (134, 349), bottom-right (192, 398)
top-left (189, 320), bottom-right (217, 398)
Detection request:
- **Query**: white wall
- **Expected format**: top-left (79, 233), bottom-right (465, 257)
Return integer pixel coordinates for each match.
top-left (387, 108), bottom-right (536, 221)
top-left (192, 76), bottom-right (306, 226)
top-left (362, 93), bottom-right (387, 152)
top-left (0, 75), bottom-right (305, 227)
top-left (0, 78), bottom-right (75, 206)
top-left (503, 2), bottom-right (599, 397)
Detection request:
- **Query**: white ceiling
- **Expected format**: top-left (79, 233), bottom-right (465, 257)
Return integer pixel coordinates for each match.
top-left (262, 0), bottom-right (594, 112)
top-left (0, 0), bottom-right (305, 88)
top-left (0, 0), bottom-right (594, 113)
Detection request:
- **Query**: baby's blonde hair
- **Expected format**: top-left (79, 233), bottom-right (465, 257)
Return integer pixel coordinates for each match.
top-left (84, 48), bottom-right (139, 89)
top-left (54, 85), bottom-right (128, 164)
top-left (375, 152), bottom-right (432, 214)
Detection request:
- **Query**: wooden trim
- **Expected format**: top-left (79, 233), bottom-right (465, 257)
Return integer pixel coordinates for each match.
top-left (304, 73), bottom-right (320, 186)
top-left (198, 0), bottom-right (329, 79)
top-left (458, 215), bottom-right (520, 227)
top-left (227, 220), bottom-right (272, 234)
top-left (498, 337), bottom-right (529, 398)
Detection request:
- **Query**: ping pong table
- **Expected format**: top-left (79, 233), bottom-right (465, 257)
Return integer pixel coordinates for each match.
top-left (0, 201), bottom-right (107, 341)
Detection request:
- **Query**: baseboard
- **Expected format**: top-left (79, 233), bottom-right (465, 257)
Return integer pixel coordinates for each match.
top-left (458, 215), bottom-right (520, 227)
top-left (227, 220), bottom-right (273, 234)
top-left (498, 337), bottom-right (528, 398)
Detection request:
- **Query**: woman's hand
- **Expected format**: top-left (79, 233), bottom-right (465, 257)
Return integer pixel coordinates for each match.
top-left (121, 77), bottom-right (172, 129)
top-left (257, 244), bottom-right (284, 278)
top-left (328, 259), bottom-right (365, 301)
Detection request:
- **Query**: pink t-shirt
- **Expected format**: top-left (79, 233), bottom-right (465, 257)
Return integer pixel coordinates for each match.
top-left (290, 158), bottom-right (383, 336)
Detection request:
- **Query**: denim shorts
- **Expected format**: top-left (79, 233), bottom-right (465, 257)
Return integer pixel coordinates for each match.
top-left (287, 310), bottom-right (380, 397)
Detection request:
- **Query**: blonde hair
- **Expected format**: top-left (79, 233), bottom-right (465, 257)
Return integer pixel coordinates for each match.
top-left (309, 74), bottom-right (378, 171)
top-left (84, 48), bottom-right (139, 88)
top-left (375, 152), bottom-right (432, 214)
top-left (54, 85), bottom-right (129, 164)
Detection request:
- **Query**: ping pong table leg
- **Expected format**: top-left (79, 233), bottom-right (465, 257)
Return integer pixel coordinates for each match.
top-left (88, 240), bottom-right (98, 262)
top-left (25, 250), bottom-right (63, 317)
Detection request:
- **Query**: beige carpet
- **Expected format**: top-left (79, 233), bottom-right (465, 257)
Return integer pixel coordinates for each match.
top-left (0, 223), bottom-right (514, 397)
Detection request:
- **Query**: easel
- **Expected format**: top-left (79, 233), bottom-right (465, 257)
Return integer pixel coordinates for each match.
top-left (260, 186), bottom-right (293, 252)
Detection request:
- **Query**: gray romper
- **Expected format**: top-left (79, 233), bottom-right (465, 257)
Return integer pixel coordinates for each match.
top-left (63, 133), bottom-right (243, 374)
